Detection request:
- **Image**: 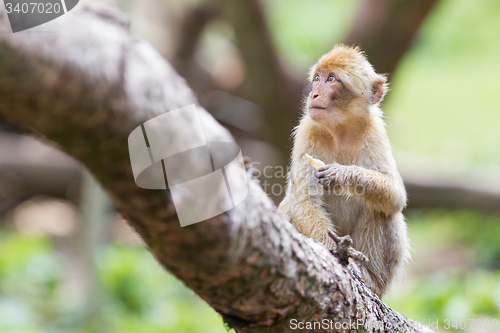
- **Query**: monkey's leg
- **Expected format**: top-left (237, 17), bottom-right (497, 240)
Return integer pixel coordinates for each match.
top-left (279, 195), bottom-right (337, 249)
top-left (278, 160), bottom-right (342, 249)
top-left (354, 213), bottom-right (409, 298)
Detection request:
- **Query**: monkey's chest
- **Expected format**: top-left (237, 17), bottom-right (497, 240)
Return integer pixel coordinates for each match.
top-left (323, 193), bottom-right (367, 236)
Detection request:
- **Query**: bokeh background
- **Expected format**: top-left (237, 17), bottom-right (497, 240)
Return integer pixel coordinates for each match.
top-left (1, 0), bottom-right (500, 332)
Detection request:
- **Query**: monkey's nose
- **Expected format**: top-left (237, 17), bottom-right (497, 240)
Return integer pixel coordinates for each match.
top-left (312, 93), bottom-right (319, 99)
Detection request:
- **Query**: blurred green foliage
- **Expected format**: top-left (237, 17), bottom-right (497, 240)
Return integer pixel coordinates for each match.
top-left (385, 0), bottom-right (500, 164)
top-left (264, 0), bottom-right (361, 69)
top-left (97, 246), bottom-right (227, 333)
top-left (385, 210), bottom-right (500, 331)
top-left (0, 231), bottom-right (228, 333)
top-left (266, 0), bottom-right (500, 164)
top-left (387, 269), bottom-right (500, 330)
top-left (409, 210), bottom-right (500, 269)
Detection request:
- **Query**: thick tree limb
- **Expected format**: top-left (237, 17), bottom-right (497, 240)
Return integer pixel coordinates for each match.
top-left (171, 3), bottom-right (214, 71)
top-left (344, 0), bottom-right (440, 75)
top-left (0, 7), bottom-right (431, 333)
top-left (170, 2), bottom-right (219, 95)
top-left (218, 0), bottom-right (304, 161)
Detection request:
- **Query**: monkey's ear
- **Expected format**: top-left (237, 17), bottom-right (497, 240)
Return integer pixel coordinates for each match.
top-left (369, 78), bottom-right (387, 104)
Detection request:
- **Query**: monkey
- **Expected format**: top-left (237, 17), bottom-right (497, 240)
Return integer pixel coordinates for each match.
top-left (278, 45), bottom-right (410, 298)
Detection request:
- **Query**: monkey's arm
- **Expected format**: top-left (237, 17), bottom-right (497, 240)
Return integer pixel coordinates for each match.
top-left (316, 163), bottom-right (406, 215)
top-left (278, 166), bottom-right (337, 249)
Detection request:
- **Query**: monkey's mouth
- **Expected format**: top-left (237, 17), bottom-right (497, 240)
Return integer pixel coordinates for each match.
top-left (308, 106), bottom-right (331, 121)
top-left (309, 106), bottom-right (329, 114)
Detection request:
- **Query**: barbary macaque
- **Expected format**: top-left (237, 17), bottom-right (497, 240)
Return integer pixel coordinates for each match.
top-left (278, 45), bottom-right (410, 298)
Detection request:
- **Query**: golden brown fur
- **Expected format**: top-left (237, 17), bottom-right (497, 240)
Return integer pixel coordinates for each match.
top-left (278, 45), bottom-right (410, 298)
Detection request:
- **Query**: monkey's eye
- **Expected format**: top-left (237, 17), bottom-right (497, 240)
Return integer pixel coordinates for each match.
top-left (314, 75), bottom-right (320, 82)
top-left (327, 75), bottom-right (336, 82)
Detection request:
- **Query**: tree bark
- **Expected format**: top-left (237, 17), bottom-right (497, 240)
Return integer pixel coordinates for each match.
top-left (0, 7), bottom-right (432, 333)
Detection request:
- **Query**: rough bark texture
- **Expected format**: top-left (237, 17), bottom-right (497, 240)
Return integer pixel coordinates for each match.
top-left (0, 7), bottom-right (433, 333)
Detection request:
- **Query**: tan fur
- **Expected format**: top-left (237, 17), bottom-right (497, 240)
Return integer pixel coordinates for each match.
top-left (279, 45), bottom-right (410, 298)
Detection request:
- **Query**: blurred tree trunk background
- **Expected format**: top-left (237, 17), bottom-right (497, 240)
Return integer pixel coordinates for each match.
top-left (1, 0), bottom-right (500, 212)
top-left (1, 0), bottom-right (459, 211)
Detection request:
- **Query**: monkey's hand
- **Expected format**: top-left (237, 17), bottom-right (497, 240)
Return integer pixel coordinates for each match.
top-left (327, 230), bottom-right (368, 266)
top-left (317, 163), bottom-right (406, 214)
top-left (315, 163), bottom-right (348, 190)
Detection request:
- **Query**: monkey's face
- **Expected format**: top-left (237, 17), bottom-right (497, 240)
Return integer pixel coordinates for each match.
top-left (306, 70), bottom-right (355, 122)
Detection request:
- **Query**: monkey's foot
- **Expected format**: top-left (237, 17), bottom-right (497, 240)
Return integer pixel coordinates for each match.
top-left (327, 230), bottom-right (368, 266)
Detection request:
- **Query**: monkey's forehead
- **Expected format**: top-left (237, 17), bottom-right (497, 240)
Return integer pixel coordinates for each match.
top-left (308, 45), bottom-right (374, 82)
top-left (313, 46), bottom-right (368, 71)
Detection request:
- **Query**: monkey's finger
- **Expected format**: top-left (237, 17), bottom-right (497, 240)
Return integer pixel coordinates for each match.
top-left (318, 180), bottom-right (335, 190)
top-left (347, 248), bottom-right (369, 263)
top-left (317, 177), bottom-right (329, 185)
top-left (318, 162), bottom-right (342, 173)
top-left (327, 230), bottom-right (341, 243)
top-left (316, 170), bottom-right (330, 179)
top-left (317, 166), bottom-right (328, 172)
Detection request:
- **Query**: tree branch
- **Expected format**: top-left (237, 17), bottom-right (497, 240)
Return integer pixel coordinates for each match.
top-left (219, 0), bottom-right (303, 161)
top-left (0, 7), bottom-right (431, 333)
top-left (344, 0), bottom-right (440, 75)
top-left (171, 3), bottom-right (214, 70)
top-left (170, 2), bottom-right (219, 95)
